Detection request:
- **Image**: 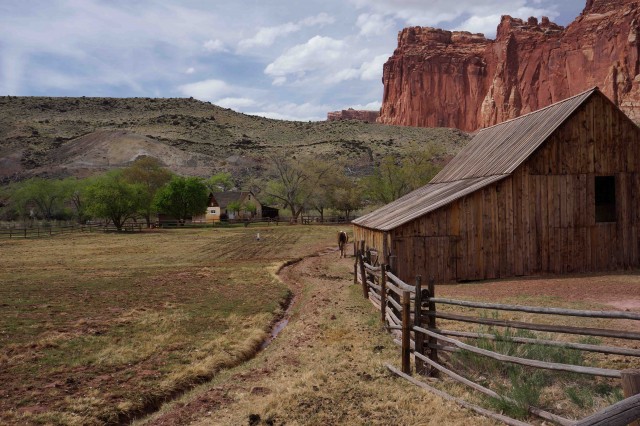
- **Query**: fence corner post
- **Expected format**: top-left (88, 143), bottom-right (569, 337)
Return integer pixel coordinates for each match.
top-left (427, 276), bottom-right (439, 378)
top-left (401, 290), bottom-right (412, 375)
top-left (622, 369), bottom-right (640, 426)
top-left (414, 275), bottom-right (425, 375)
top-left (359, 250), bottom-right (368, 299)
top-left (380, 264), bottom-right (387, 324)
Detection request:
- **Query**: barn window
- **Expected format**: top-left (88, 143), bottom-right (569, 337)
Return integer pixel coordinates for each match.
top-left (595, 176), bottom-right (616, 222)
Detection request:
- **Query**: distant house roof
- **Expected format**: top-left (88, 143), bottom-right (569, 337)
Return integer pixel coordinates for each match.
top-left (212, 191), bottom-right (255, 208)
top-left (353, 87), bottom-right (601, 231)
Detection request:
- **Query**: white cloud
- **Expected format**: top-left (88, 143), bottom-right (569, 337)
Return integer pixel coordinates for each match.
top-left (352, 101), bottom-right (383, 110)
top-left (178, 79), bottom-right (233, 100)
top-left (359, 54), bottom-right (388, 80)
top-left (247, 101), bottom-right (331, 121)
top-left (325, 54), bottom-right (388, 84)
top-left (454, 6), bottom-right (559, 36)
top-left (272, 76), bottom-right (287, 86)
top-left (203, 39), bottom-right (227, 53)
top-left (265, 36), bottom-right (347, 81)
top-left (238, 23), bottom-right (300, 51)
top-left (185, 67), bottom-right (195, 74)
top-left (216, 97), bottom-right (259, 109)
top-left (356, 13), bottom-right (395, 36)
top-left (237, 13), bottom-right (335, 51)
top-left (348, 0), bottom-right (559, 33)
top-left (301, 12), bottom-right (335, 26)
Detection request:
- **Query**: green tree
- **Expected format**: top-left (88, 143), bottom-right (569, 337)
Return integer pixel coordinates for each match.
top-left (227, 200), bottom-right (242, 218)
top-left (153, 176), bottom-right (208, 222)
top-left (10, 177), bottom-right (67, 221)
top-left (243, 201), bottom-right (257, 218)
top-left (332, 181), bottom-right (364, 221)
top-left (362, 146), bottom-right (442, 205)
top-left (122, 157), bottom-right (173, 227)
top-left (206, 172), bottom-right (235, 192)
top-left (60, 177), bottom-right (90, 223)
top-left (85, 171), bottom-right (143, 230)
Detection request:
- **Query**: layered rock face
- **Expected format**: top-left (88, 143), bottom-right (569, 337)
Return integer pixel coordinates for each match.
top-left (327, 108), bottom-right (380, 123)
top-left (378, 0), bottom-right (640, 131)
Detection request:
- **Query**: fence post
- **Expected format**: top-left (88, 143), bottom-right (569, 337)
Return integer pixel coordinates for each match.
top-left (354, 256), bottom-right (358, 285)
top-left (382, 231), bottom-right (389, 265)
top-left (622, 369), bottom-right (640, 426)
top-left (359, 251), bottom-right (368, 299)
top-left (380, 264), bottom-right (387, 324)
top-left (24, 228), bottom-right (27, 238)
top-left (427, 276), bottom-right (439, 377)
top-left (414, 275), bottom-right (426, 375)
top-left (401, 290), bottom-right (412, 374)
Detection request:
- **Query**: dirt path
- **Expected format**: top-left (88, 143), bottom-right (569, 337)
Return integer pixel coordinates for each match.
top-left (139, 249), bottom-right (493, 426)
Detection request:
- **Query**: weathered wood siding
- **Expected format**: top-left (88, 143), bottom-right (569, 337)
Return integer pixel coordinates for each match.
top-left (355, 94), bottom-right (640, 283)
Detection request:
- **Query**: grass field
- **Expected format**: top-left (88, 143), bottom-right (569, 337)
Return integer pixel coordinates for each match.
top-left (0, 225), bottom-right (342, 425)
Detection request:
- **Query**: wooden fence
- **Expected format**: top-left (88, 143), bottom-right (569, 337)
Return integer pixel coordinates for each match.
top-left (0, 223), bottom-right (143, 239)
top-left (354, 243), bottom-right (640, 426)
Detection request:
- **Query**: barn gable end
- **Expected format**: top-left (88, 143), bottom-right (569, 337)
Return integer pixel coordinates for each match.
top-left (353, 88), bottom-right (640, 283)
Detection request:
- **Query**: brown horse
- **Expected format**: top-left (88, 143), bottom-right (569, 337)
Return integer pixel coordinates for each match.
top-left (338, 231), bottom-right (348, 258)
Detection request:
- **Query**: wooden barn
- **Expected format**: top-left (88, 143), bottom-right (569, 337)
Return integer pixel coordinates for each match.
top-left (352, 87), bottom-right (640, 283)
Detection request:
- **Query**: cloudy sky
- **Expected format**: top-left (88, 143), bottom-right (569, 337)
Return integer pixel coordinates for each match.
top-left (1, 0), bottom-right (585, 121)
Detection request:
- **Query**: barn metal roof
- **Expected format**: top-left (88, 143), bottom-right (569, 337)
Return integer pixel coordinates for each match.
top-left (353, 87), bottom-right (599, 231)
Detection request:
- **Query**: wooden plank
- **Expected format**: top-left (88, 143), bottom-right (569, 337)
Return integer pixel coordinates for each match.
top-left (575, 393), bottom-right (640, 426)
top-left (482, 188), bottom-right (492, 279)
top-left (414, 326), bottom-right (621, 377)
top-left (522, 167), bottom-right (531, 275)
top-left (541, 175), bottom-right (549, 272)
top-left (533, 175), bottom-right (542, 272)
top-left (506, 178), bottom-right (515, 276)
top-left (474, 191), bottom-right (484, 279)
top-left (431, 311), bottom-right (640, 342)
top-left (437, 329), bottom-right (640, 357)
top-left (513, 171), bottom-right (524, 276)
top-left (429, 297), bottom-right (640, 319)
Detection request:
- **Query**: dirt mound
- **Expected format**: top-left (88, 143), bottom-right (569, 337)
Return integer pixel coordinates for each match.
top-left (49, 130), bottom-right (214, 176)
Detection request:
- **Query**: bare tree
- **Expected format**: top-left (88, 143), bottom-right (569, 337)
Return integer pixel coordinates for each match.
top-left (264, 154), bottom-right (331, 222)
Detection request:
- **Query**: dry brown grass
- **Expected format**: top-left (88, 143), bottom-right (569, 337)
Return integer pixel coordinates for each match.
top-left (0, 225), bottom-right (341, 425)
top-left (139, 252), bottom-right (497, 426)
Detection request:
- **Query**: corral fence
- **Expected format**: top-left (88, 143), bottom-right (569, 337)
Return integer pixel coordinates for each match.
top-left (0, 222), bottom-right (143, 239)
top-left (354, 240), bottom-right (640, 426)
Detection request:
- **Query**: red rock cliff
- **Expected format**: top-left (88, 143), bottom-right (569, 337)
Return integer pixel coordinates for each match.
top-left (327, 108), bottom-right (380, 122)
top-left (378, 0), bottom-right (640, 131)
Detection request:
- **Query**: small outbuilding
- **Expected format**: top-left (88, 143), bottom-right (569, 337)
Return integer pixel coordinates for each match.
top-left (213, 191), bottom-right (262, 220)
top-left (353, 87), bottom-right (640, 283)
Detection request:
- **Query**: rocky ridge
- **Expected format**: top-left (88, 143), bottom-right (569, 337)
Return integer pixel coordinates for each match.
top-left (378, 0), bottom-right (640, 131)
top-left (327, 109), bottom-right (380, 123)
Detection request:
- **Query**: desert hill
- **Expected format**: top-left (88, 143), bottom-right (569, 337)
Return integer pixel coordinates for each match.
top-left (0, 96), bottom-right (469, 184)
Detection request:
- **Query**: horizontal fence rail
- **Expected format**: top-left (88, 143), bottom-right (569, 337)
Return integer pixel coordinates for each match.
top-left (0, 223), bottom-right (143, 239)
top-left (431, 297), bottom-right (640, 320)
top-left (353, 239), bottom-right (640, 426)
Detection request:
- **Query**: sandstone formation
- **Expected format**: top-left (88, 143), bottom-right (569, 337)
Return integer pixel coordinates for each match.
top-left (327, 108), bottom-right (380, 123)
top-left (378, 0), bottom-right (640, 131)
